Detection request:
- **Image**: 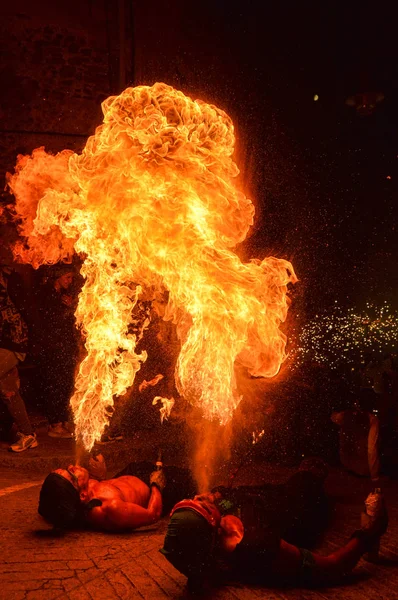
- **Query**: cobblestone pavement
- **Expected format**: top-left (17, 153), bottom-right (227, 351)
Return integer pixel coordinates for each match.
top-left (1, 442), bottom-right (398, 599)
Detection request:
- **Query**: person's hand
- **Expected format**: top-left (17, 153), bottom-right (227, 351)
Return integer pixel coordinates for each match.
top-left (61, 294), bottom-right (73, 307)
top-left (88, 454), bottom-right (107, 480)
top-left (150, 469), bottom-right (166, 492)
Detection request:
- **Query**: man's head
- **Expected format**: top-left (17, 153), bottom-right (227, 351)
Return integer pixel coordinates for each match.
top-left (38, 465), bottom-right (89, 529)
top-left (161, 492), bottom-right (243, 583)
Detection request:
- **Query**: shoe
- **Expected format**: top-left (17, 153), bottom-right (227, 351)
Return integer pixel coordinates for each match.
top-left (63, 421), bottom-right (75, 434)
top-left (48, 422), bottom-right (74, 439)
top-left (97, 433), bottom-right (124, 444)
top-left (9, 432), bottom-right (38, 453)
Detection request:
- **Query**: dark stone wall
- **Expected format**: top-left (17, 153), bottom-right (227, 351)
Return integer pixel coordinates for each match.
top-left (0, 0), bottom-right (133, 192)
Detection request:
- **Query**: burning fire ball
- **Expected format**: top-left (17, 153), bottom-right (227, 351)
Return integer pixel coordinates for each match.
top-left (7, 83), bottom-right (296, 450)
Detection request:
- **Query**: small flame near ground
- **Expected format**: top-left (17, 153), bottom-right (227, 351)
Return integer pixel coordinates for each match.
top-left (7, 82), bottom-right (296, 455)
top-left (252, 429), bottom-right (265, 445)
top-left (152, 396), bottom-right (175, 424)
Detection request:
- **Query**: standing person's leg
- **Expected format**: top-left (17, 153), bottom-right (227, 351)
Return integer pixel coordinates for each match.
top-left (98, 393), bottom-right (129, 443)
top-left (43, 352), bottom-right (74, 438)
top-left (0, 349), bottom-right (37, 452)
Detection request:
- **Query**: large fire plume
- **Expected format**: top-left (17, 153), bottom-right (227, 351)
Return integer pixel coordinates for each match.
top-left (7, 83), bottom-right (296, 450)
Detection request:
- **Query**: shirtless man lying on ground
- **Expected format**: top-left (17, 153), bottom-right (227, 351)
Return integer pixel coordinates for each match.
top-left (38, 454), bottom-right (195, 531)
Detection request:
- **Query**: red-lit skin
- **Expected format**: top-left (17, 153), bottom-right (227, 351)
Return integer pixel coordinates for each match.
top-left (53, 465), bottom-right (162, 531)
top-left (53, 272), bottom-right (75, 307)
top-left (186, 494), bottom-right (377, 581)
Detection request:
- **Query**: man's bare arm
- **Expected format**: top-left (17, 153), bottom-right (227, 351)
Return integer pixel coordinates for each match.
top-left (87, 486), bottom-right (163, 531)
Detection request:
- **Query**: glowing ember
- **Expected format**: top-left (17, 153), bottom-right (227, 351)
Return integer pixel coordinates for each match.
top-left (152, 396), bottom-right (175, 423)
top-left (138, 373), bottom-right (164, 392)
top-left (252, 429), bottom-right (265, 444)
top-left (7, 83), bottom-right (296, 450)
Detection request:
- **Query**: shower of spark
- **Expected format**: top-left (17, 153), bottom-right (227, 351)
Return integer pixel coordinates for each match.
top-left (290, 301), bottom-right (398, 369)
top-left (7, 83), bottom-right (296, 450)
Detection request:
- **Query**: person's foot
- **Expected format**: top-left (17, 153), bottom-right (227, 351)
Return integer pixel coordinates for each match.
top-left (9, 432), bottom-right (38, 453)
top-left (63, 421), bottom-right (75, 435)
top-left (48, 422), bottom-right (74, 439)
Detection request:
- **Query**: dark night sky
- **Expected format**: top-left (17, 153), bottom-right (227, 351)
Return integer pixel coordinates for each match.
top-left (132, 0), bottom-right (398, 316)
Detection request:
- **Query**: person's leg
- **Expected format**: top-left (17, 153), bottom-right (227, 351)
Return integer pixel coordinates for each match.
top-left (38, 357), bottom-right (60, 425)
top-left (0, 348), bottom-right (19, 379)
top-left (0, 351), bottom-right (34, 436)
top-left (99, 392), bottom-right (130, 441)
top-left (41, 353), bottom-right (74, 426)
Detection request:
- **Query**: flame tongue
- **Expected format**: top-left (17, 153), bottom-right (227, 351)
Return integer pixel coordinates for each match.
top-left (7, 82), bottom-right (296, 450)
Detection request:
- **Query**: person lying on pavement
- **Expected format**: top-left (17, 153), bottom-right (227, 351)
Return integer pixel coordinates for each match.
top-left (38, 454), bottom-right (195, 532)
top-left (160, 459), bottom-right (388, 591)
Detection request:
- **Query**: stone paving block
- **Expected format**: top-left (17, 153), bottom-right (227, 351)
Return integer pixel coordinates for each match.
top-left (93, 555), bottom-right (133, 571)
top-left (76, 566), bottom-right (101, 584)
top-left (67, 586), bottom-right (94, 600)
top-left (147, 546), bottom-right (186, 585)
top-left (136, 552), bottom-right (184, 598)
top-left (127, 537), bottom-right (161, 559)
top-left (4, 592), bottom-right (25, 600)
top-left (0, 570), bottom-right (75, 583)
top-left (105, 569), bottom-right (145, 599)
top-left (26, 590), bottom-right (63, 600)
top-left (84, 574), bottom-right (123, 599)
top-left (62, 576), bottom-right (84, 592)
top-left (67, 560), bottom-right (95, 570)
top-left (122, 560), bottom-right (169, 599)
top-left (1, 580), bottom-right (45, 593)
top-left (201, 585), bottom-right (244, 599)
top-left (43, 579), bottom-right (63, 589)
top-left (3, 550), bottom-right (88, 564)
top-left (218, 585), bottom-right (264, 600)
top-left (84, 547), bottom-right (109, 558)
top-left (0, 561), bottom-right (69, 573)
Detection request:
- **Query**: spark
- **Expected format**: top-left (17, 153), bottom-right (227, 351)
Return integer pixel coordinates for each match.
top-left (290, 301), bottom-right (398, 369)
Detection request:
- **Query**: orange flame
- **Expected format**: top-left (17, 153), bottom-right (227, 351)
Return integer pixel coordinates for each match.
top-left (152, 396), bottom-right (175, 423)
top-left (252, 429), bottom-right (265, 445)
top-left (7, 83), bottom-right (297, 450)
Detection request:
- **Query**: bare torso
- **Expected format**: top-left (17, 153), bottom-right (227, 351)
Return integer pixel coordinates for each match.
top-left (88, 476), bottom-right (151, 506)
top-left (84, 475), bottom-right (161, 531)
